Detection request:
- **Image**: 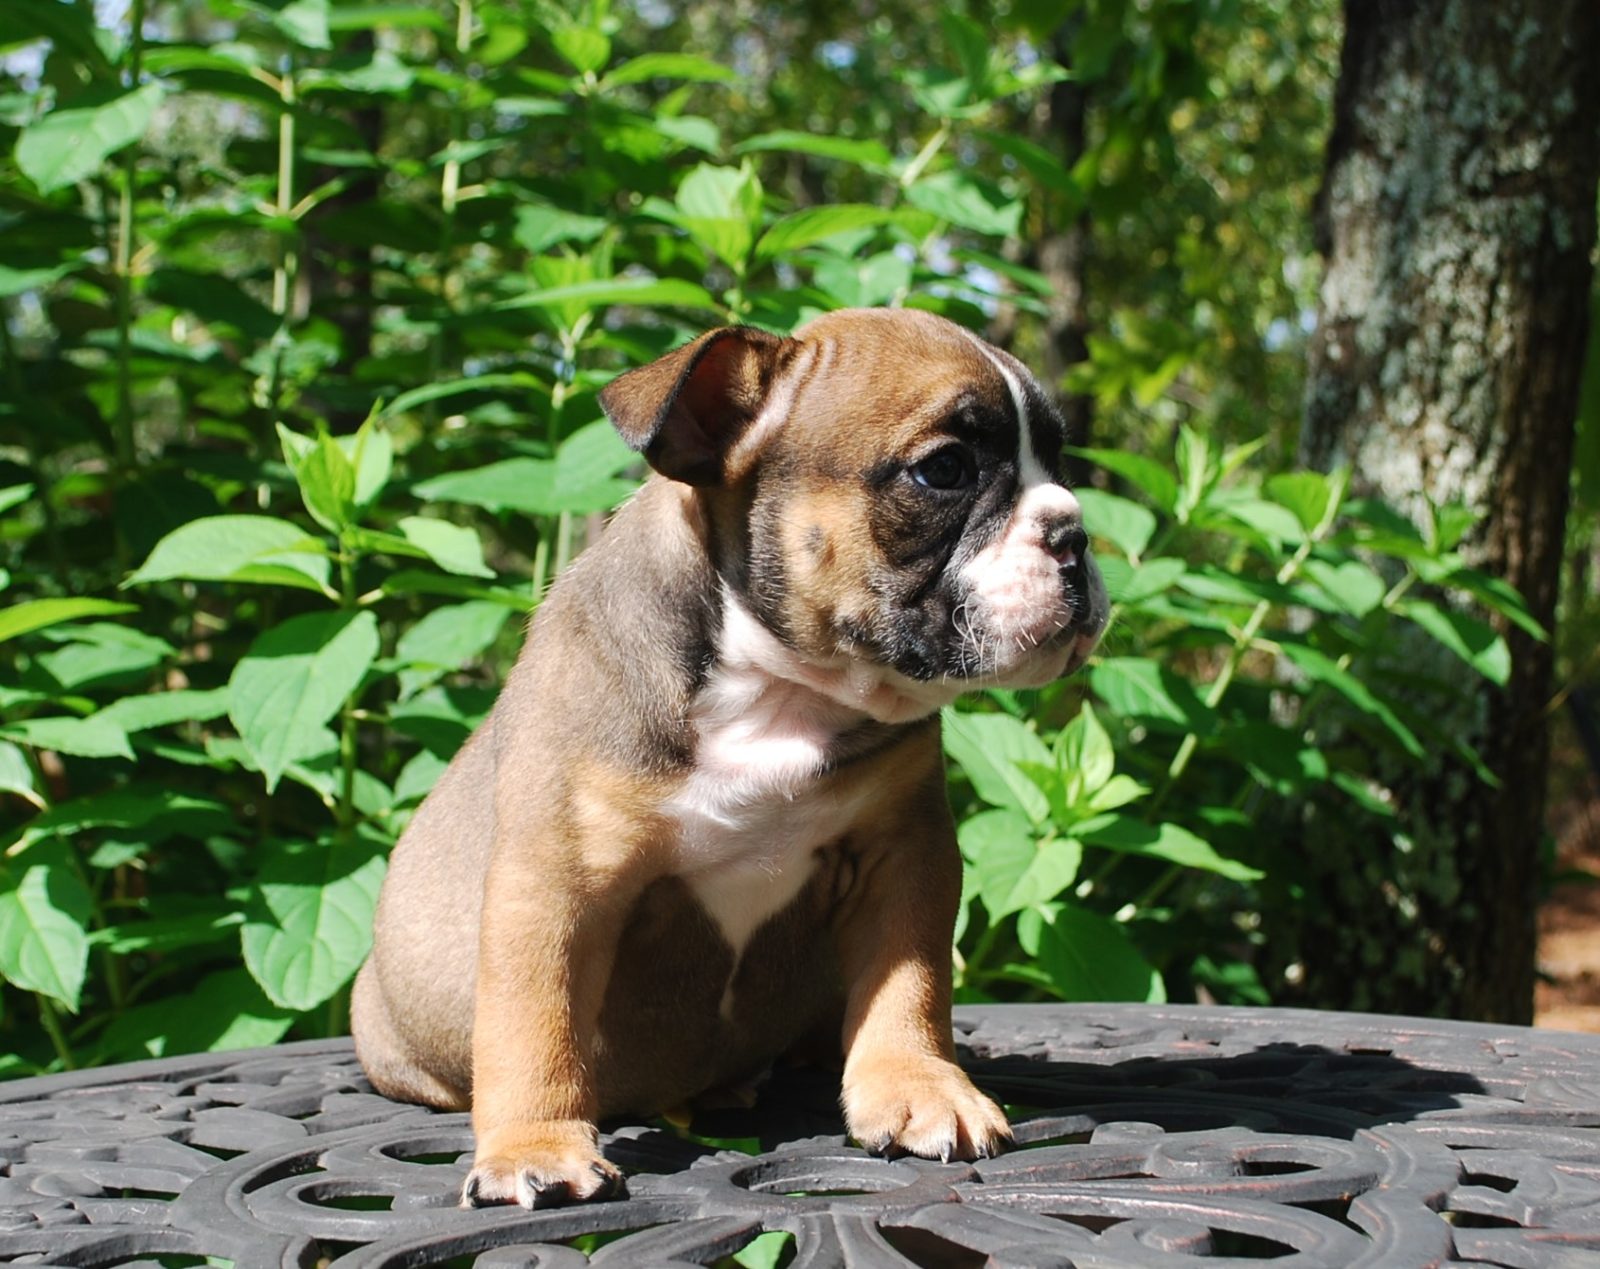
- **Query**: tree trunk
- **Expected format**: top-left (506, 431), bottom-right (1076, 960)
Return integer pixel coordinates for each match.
top-left (1293, 0), bottom-right (1600, 1022)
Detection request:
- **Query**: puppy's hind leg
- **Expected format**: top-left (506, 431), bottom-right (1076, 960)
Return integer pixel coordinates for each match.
top-left (351, 961), bottom-right (469, 1111)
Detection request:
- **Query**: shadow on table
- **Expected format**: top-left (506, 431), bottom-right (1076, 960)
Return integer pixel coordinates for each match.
top-left (665, 1039), bottom-right (1490, 1153)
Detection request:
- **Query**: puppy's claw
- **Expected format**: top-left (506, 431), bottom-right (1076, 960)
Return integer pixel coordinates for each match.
top-left (590, 1162), bottom-right (626, 1198)
top-left (844, 1055), bottom-right (1012, 1165)
top-left (461, 1124), bottom-right (625, 1210)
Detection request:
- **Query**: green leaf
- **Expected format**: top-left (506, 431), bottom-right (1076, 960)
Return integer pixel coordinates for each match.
top-left (0, 262), bottom-right (79, 298)
top-left (394, 748), bottom-right (447, 805)
top-left (1439, 566), bottom-right (1545, 641)
top-left (3, 715), bottom-right (133, 760)
top-left (345, 415), bottom-right (393, 509)
top-left (1090, 658), bottom-right (1216, 734)
top-left (304, 49), bottom-right (415, 94)
top-left (1219, 497), bottom-right (1306, 547)
top-left (1086, 775), bottom-right (1148, 814)
top-left (1066, 447), bottom-right (1179, 513)
top-left (280, 427), bottom-right (356, 532)
top-left (1116, 558), bottom-right (1187, 605)
top-left (1265, 472), bottom-right (1334, 533)
top-left (415, 457), bottom-right (634, 516)
top-left (34, 623), bottom-right (171, 691)
top-left (92, 912), bottom-right (243, 955)
top-left (1075, 815), bottom-right (1264, 881)
top-left (555, 418), bottom-right (638, 486)
top-left (1175, 424), bottom-right (1215, 521)
top-left (0, 842), bottom-right (92, 1010)
top-left (673, 163), bottom-right (764, 270)
top-left (733, 130), bottom-right (893, 169)
top-left (381, 372), bottom-right (545, 419)
top-left (7, 788), bottom-right (232, 856)
top-left (228, 610), bottom-right (380, 791)
top-left (754, 205), bottom-right (897, 263)
top-left (959, 809), bottom-right (1080, 920)
top-left (814, 251), bottom-right (912, 308)
top-left (381, 570), bottom-right (531, 609)
top-left (11, 0), bottom-right (116, 77)
top-left (1056, 702), bottom-right (1114, 798)
top-left (1278, 642), bottom-right (1424, 758)
top-left (550, 23), bottom-right (611, 74)
top-left (395, 517), bottom-right (494, 579)
top-left (16, 82), bottom-right (164, 193)
top-left (0, 598), bottom-right (137, 645)
top-left (601, 52), bottom-right (738, 88)
top-left (513, 204), bottom-right (609, 254)
top-left (496, 275), bottom-right (719, 315)
top-left (905, 170), bottom-right (1022, 237)
top-left (1074, 489), bottom-right (1156, 561)
top-left (101, 969), bottom-right (294, 1059)
top-left (1331, 771), bottom-right (1398, 820)
top-left (1173, 568), bottom-right (1303, 610)
top-left (266, 0), bottom-right (331, 48)
top-left (975, 129), bottom-right (1076, 198)
top-left (242, 831), bottom-right (388, 1010)
top-left (941, 10), bottom-right (993, 97)
top-left (394, 600), bottom-right (510, 698)
top-left (1017, 902), bottom-right (1164, 1003)
top-left (1302, 558), bottom-right (1386, 618)
top-left (0, 741), bottom-right (37, 802)
top-left (127, 515), bottom-right (331, 594)
top-left (0, 483), bottom-right (35, 516)
top-left (1397, 599), bottom-right (1511, 685)
top-left (325, 4), bottom-right (446, 31)
top-left (651, 114), bottom-right (720, 153)
top-left (98, 688), bottom-right (230, 733)
top-left (942, 709), bottom-right (1052, 823)
top-left (1222, 721), bottom-right (1330, 796)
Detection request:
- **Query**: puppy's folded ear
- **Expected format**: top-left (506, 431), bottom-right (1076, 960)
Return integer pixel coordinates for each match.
top-left (599, 326), bottom-right (793, 486)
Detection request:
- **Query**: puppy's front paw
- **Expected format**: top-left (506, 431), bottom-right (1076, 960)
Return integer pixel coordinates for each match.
top-left (844, 1054), bottom-right (1012, 1163)
top-left (461, 1119), bottom-right (626, 1209)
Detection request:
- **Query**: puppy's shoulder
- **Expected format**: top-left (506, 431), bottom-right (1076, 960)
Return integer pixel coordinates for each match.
top-left (497, 480), bottom-right (716, 775)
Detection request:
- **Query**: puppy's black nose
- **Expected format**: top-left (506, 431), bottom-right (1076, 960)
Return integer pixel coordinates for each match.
top-left (1045, 521), bottom-right (1088, 573)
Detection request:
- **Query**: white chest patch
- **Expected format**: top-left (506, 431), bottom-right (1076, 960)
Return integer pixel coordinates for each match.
top-left (666, 598), bottom-right (872, 986)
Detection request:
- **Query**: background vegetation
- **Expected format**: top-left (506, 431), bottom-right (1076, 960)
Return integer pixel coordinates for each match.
top-left (0, 0), bottom-right (1587, 1074)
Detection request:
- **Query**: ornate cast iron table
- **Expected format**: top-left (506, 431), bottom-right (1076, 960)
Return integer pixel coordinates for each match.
top-left (4, 1004), bottom-right (1600, 1267)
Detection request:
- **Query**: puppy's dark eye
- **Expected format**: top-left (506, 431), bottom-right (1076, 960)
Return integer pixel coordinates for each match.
top-left (910, 447), bottom-right (976, 491)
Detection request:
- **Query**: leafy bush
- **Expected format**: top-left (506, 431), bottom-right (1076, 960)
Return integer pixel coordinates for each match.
top-left (0, 0), bottom-right (1523, 1073)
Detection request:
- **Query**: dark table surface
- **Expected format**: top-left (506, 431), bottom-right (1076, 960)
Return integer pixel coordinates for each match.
top-left (3, 1003), bottom-right (1600, 1268)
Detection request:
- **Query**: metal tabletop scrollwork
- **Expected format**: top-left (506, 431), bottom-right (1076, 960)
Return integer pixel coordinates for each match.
top-left (4, 1004), bottom-right (1600, 1267)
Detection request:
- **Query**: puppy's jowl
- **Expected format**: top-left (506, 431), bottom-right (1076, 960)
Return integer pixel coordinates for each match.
top-left (352, 307), bottom-right (1108, 1208)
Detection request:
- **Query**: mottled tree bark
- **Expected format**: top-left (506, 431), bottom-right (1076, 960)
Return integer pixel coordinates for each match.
top-left (1293, 0), bottom-right (1600, 1021)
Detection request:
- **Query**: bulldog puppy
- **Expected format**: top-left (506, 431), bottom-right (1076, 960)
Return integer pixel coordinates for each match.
top-left (352, 307), bottom-right (1108, 1209)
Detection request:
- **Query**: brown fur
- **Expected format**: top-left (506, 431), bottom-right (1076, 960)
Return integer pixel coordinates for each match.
top-left (353, 308), bottom-right (1101, 1209)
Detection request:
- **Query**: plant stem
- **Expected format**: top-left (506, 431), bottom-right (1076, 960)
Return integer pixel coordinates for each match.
top-left (530, 529), bottom-right (551, 601)
top-left (262, 62), bottom-right (297, 426)
top-left (427, 0), bottom-right (474, 418)
top-left (1154, 477), bottom-right (1349, 803)
top-left (1133, 863), bottom-right (1182, 911)
top-left (900, 119), bottom-right (951, 189)
top-left (337, 539), bottom-right (359, 829)
top-left (552, 510), bottom-right (573, 578)
top-left (111, 0), bottom-right (147, 472)
top-left (326, 983), bottom-right (349, 1037)
top-left (36, 996), bottom-right (76, 1070)
top-left (962, 921), bottom-right (1002, 983)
